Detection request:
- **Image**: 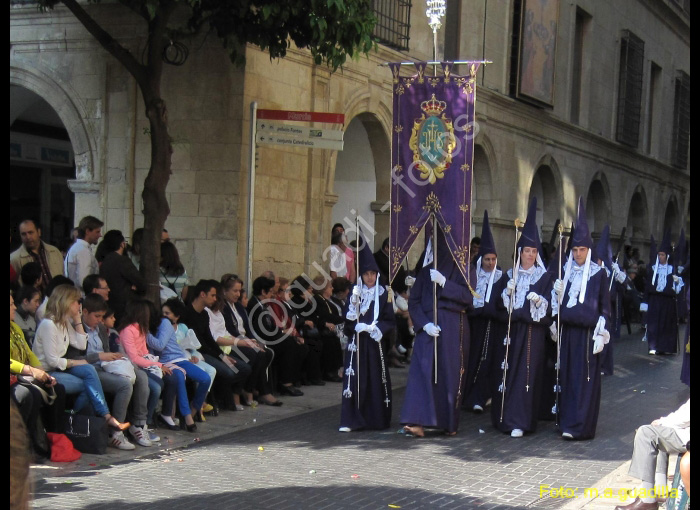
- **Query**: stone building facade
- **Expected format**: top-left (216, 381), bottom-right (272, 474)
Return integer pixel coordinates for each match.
top-left (10, 0), bottom-right (689, 283)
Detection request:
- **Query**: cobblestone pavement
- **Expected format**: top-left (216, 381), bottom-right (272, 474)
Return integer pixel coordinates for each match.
top-left (30, 325), bottom-right (689, 510)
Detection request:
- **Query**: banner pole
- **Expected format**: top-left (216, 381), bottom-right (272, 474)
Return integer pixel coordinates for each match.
top-left (433, 216), bottom-right (439, 384)
top-left (356, 214), bottom-right (361, 409)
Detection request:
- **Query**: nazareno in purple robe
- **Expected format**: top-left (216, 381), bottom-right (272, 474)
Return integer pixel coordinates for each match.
top-left (339, 286), bottom-right (394, 431)
top-left (492, 266), bottom-right (553, 434)
top-left (555, 263), bottom-right (610, 440)
top-left (400, 259), bottom-right (475, 434)
top-left (645, 270), bottom-right (680, 354)
top-left (464, 271), bottom-right (508, 410)
top-left (681, 285), bottom-right (690, 387)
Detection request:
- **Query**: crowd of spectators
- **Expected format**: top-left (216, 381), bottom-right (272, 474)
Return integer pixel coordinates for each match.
top-left (10, 217), bottom-right (419, 461)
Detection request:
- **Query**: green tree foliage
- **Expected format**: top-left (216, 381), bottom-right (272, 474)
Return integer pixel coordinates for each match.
top-left (37, 0), bottom-right (377, 302)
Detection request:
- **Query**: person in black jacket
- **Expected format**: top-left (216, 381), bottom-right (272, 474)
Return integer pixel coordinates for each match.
top-left (220, 274), bottom-right (280, 406)
top-left (179, 280), bottom-right (251, 411)
top-left (247, 276), bottom-right (308, 396)
top-left (98, 230), bottom-right (146, 322)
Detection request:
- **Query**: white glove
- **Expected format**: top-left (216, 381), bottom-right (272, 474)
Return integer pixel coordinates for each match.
top-left (615, 270), bottom-right (626, 284)
top-left (549, 323), bottom-right (558, 343)
top-left (367, 324), bottom-right (383, 342)
top-left (423, 322), bottom-right (441, 337)
top-left (526, 292), bottom-right (542, 307)
top-left (678, 266), bottom-right (685, 274)
top-left (593, 337), bottom-right (605, 355)
top-left (351, 285), bottom-right (361, 305)
top-left (553, 279), bottom-right (564, 297)
top-left (430, 269), bottom-right (446, 287)
top-left (405, 276), bottom-right (416, 288)
top-left (592, 316), bottom-right (610, 354)
top-left (611, 262), bottom-right (621, 274)
top-left (354, 323), bottom-right (369, 334)
top-left (672, 275), bottom-right (680, 284)
top-left (640, 303), bottom-right (648, 312)
top-left (506, 279), bottom-right (516, 296)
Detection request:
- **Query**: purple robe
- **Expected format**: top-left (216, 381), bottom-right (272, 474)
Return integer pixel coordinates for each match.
top-left (681, 285), bottom-right (690, 387)
top-left (400, 264), bottom-right (474, 433)
top-left (492, 267), bottom-right (553, 434)
top-left (646, 272), bottom-right (679, 354)
top-left (464, 272), bottom-right (508, 410)
top-left (557, 265), bottom-right (610, 440)
top-left (339, 289), bottom-right (394, 430)
top-left (600, 274), bottom-right (619, 376)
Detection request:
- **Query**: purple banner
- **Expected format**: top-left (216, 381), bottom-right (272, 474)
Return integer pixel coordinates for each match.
top-left (389, 61), bottom-right (481, 285)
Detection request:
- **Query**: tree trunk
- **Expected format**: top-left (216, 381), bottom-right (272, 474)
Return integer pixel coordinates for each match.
top-left (139, 96), bottom-right (172, 304)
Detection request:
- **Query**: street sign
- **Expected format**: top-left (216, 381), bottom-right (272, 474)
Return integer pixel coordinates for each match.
top-left (256, 132), bottom-right (344, 151)
top-left (256, 109), bottom-right (344, 124)
top-left (256, 120), bottom-right (344, 141)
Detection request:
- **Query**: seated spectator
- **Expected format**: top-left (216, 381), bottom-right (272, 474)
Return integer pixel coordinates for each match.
top-left (310, 275), bottom-right (344, 382)
top-left (78, 294), bottom-right (143, 450)
top-left (205, 283), bottom-right (258, 410)
top-left (13, 286), bottom-right (41, 347)
top-left (118, 299), bottom-right (175, 432)
top-left (159, 241), bottom-right (189, 300)
top-left (220, 275), bottom-right (280, 406)
top-left (614, 400), bottom-right (690, 510)
top-left (103, 308), bottom-right (120, 352)
top-left (179, 280), bottom-right (252, 412)
top-left (331, 277), bottom-right (352, 310)
top-left (99, 230), bottom-right (146, 322)
top-left (35, 275), bottom-right (74, 323)
top-left (20, 262), bottom-right (43, 290)
top-left (248, 276), bottom-right (308, 396)
top-left (146, 301), bottom-right (210, 430)
top-left (83, 274), bottom-right (111, 302)
top-left (31, 284), bottom-right (130, 432)
top-left (162, 298), bottom-right (217, 415)
top-left (11, 294), bottom-right (66, 457)
top-left (286, 275), bottom-right (326, 385)
top-left (64, 216), bottom-right (103, 291)
top-left (10, 219), bottom-right (64, 292)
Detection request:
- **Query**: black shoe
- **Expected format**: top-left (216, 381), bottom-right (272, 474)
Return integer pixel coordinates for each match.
top-left (279, 385), bottom-right (304, 396)
top-left (309, 379), bottom-right (326, 386)
top-left (322, 374), bottom-right (343, 383)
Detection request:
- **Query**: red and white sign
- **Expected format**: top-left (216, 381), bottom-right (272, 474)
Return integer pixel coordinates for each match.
top-left (256, 109), bottom-right (344, 124)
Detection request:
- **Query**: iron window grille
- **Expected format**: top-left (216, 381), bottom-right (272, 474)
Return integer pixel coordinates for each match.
top-left (372, 0), bottom-right (412, 51)
top-left (616, 30), bottom-right (644, 148)
top-left (671, 71), bottom-right (690, 169)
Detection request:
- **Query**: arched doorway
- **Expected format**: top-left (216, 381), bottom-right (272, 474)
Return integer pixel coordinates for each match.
top-left (331, 114), bottom-right (390, 251)
top-left (473, 144), bottom-right (493, 218)
top-left (10, 85), bottom-right (75, 251)
top-left (528, 164), bottom-right (559, 238)
top-left (626, 186), bottom-right (649, 240)
top-left (586, 175), bottom-right (610, 236)
top-left (662, 196), bottom-right (680, 239)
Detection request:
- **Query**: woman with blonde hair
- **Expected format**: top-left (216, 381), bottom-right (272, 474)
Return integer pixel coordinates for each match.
top-left (32, 284), bottom-right (129, 431)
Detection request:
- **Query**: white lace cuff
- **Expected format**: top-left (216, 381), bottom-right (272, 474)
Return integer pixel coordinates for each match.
top-left (530, 295), bottom-right (548, 322)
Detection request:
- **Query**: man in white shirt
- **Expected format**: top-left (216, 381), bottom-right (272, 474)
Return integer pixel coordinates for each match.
top-left (64, 216), bottom-right (103, 291)
top-left (615, 399), bottom-right (690, 510)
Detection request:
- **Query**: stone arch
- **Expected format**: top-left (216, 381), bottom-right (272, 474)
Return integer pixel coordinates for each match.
top-left (626, 185), bottom-right (650, 240)
top-left (327, 104), bottom-right (391, 251)
top-left (528, 154), bottom-right (563, 238)
top-left (585, 172), bottom-right (611, 236)
top-left (472, 131), bottom-right (497, 218)
top-left (10, 61), bottom-right (96, 185)
top-left (662, 194), bottom-right (680, 239)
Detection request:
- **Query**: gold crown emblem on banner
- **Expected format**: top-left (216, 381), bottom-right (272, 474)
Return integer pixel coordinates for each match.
top-left (420, 94), bottom-right (447, 116)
